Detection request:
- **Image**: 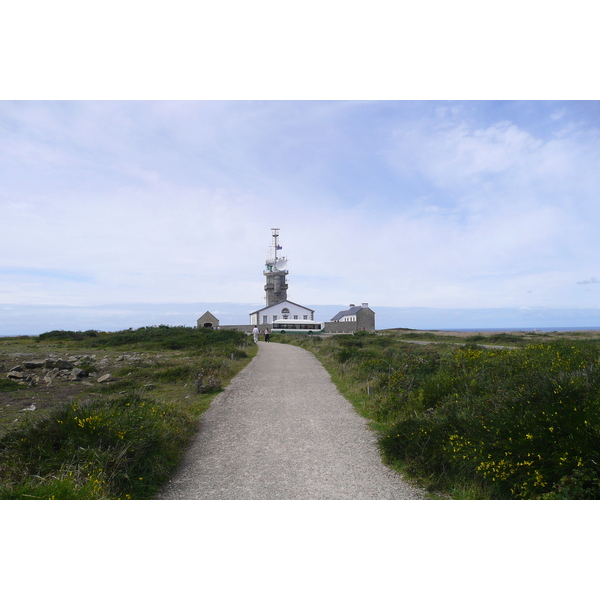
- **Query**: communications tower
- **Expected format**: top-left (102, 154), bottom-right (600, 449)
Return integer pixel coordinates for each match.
top-left (263, 228), bottom-right (289, 306)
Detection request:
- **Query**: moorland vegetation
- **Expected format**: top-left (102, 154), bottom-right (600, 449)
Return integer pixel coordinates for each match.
top-left (275, 330), bottom-right (600, 499)
top-left (4, 323), bottom-right (600, 500)
top-left (0, 326), bottom-right (255, 499)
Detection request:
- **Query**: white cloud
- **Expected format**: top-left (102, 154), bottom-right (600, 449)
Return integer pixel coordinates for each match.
top-left (388, 118), bottom-right (571, 195)
top-left (1, 100), bottom-right (599, 323)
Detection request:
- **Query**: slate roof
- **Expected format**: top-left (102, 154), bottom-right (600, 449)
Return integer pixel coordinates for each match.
top-left (330, 306), bottom-right (363, 321)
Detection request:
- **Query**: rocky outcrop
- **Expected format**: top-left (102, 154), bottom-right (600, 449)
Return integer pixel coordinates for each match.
top-left (46, 359), bottom-right (73, 370)
top-left (3, 352), bottom-right (149, 388)
top-left (5, 355), bottom-right (96, 387)
top-left (23, 360), bottom-right (45, 369)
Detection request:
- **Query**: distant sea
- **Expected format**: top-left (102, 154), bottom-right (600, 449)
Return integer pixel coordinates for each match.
top-left (2, 302), bottom-right (600, 337)
top-left (446, 327), bottom-right (600, 333)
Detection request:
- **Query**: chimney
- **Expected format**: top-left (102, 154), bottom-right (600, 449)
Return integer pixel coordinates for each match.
top-left (361, 303), bottom-right (368, 308)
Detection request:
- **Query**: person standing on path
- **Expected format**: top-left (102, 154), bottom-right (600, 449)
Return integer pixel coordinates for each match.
top-left (252, 326), bottom-right (259, 343)
top-left (264, 328), bottom-right (270, 342)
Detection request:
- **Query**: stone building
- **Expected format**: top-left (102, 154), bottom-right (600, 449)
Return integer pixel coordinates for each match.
top-left (324, 303), bottom-right (375, 333)
top-left (196, 311), bottom-right (219, 329)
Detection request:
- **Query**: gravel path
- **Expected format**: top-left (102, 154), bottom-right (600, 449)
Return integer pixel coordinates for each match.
top-left (157, 342), bottom-right (424, 500)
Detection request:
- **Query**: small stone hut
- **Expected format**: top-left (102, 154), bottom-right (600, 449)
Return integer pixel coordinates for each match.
top-left (197, 311), bottom-right (219, 329)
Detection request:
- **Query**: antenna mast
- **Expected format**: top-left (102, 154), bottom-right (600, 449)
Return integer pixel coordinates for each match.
top-left (272, 228), bottom-right (280, 262)
top-left (263, 228), bottom-right (289, 305)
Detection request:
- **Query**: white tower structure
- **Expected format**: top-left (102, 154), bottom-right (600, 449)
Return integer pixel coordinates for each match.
top-left (263, 228), bottom-right (289, 306)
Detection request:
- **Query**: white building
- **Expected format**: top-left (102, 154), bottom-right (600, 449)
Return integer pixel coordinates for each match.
top-left (250, 300), bottom-right (315, 327)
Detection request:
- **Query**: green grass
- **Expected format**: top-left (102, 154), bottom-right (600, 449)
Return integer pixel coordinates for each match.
top-left (277, 332), bottom-right (600, 499)
top-left (382, 328), bottom-right (564, 347)
top-left (0, 325), bottom-right (256, 499)
top-left (0, 392), bottom-right (197, 499)
top-left (465, 333), bottom-right (523, 345)
top-left (0, 379), bottom-right (21, 392)
top-left (37, 325), bottom-right (247, 350)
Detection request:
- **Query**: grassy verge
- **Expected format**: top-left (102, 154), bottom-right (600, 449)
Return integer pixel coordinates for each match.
top-left (382, 327), bottom-right (600, 347)
top-left (275, 331), bottom-right (600, 499)
top-left (0, 326), bottom-right (256, 499)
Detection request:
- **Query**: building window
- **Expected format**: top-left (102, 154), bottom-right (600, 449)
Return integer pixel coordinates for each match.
top-left (294, 315), bottom-right (298, 320)
top-left (263, 316), bottom-right (268, 324)
top-left (303, 315), bottom-right (308, 320)
top-left (272, 315), bottom-right (277, 322)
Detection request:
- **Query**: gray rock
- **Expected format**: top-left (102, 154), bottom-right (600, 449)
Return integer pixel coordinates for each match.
top-left (97, 374), bottom-right (113, 383)
top-left (8, 371), bottom-right (24, 379)
top-left (23, 360), bottom-right (45, 369)
top-left (54, 359), bottom-right (73, 369)
top-left (9, 365), bottom-right (23, 372)
top-left (69, 367), bottom-right (89, 381)
top-left (44, 368), bottom-right (59, 384)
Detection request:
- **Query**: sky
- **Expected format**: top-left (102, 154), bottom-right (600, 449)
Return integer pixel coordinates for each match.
top-left (1, 3), bottom-right (599, 335)
top-left (1, 99), bottom-right (600, 334)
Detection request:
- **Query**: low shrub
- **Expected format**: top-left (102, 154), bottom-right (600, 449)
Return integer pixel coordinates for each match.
top-left (542, 464), bottom-right (600, 499)
top-left (153, 364), bottom-right (196, 383)
top-left (465, 334), bottom-right (487, 342)
top-left (335, 336), bottom-right (364, 348)
top-left (380, 341), bottom-right (600, 498)
top-left (486, 333), bottom-right (523, 344)
top-left (0, 392), bottom-right (197, 499)
top-left (400, 332), bottom-right (437, 340)
top-left (88, 379), bottom-right (139, 394)
top-left (36, 325), bottom-right (249, 351)
top-left (38, 330), bottom-right (100, 341)
top-left (280, 333), bottom-right (600, 499)
top-left (0, 378), bottom-right (22, 392)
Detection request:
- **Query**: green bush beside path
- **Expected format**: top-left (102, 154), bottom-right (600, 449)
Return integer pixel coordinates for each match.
top-left (276, 331), bottom-right (600, 499)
